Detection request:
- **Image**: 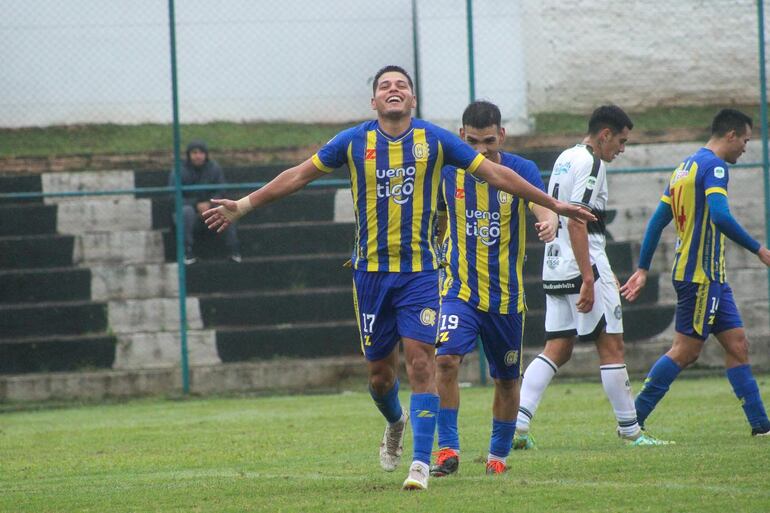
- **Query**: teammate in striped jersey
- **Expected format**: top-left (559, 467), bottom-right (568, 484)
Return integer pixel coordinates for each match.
top-left (429, 100), bottom-right (557, 477)
top-left (203, 66), bottom-right (594, 490)
top-left (621, 109), bottom-right (770, 437)
top-left (513, 105), bottom-right (669, 449)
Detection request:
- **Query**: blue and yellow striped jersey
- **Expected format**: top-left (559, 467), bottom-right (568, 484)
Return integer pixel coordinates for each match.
top-left (440, 152), bottom-right (545, 314)
top-left (662, 147), bottom-right (730, 283)
top-left (312, 119), bottom-right (484, 272)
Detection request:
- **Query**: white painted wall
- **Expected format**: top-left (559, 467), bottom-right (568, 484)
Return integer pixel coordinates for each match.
top-left (1, 0), bottom-right (762, 128)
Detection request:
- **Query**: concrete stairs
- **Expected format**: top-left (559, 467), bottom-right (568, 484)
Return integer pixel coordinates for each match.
top-left (0, 160), bottom-right (682, 380)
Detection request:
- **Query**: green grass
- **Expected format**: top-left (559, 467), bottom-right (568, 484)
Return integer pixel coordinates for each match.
top-left (533, 104), bottom-right (761, 136)
top-left (0, 104), bottom-right (760, 159)
top-left (0, 121), bottom-right (351, 159)
top-left (1, 375), bottom-right (769, 513)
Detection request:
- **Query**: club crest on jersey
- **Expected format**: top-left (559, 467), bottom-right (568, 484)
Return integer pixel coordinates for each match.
top-left (504, 350), bottom-right (519, 367)
top-left (546, 243), bottom-right (560, 270)
top-left (420, 308), bottom-right (437, 326)
top-left (714, 166), bottom-right (725, 178)
top-left (412, 142), bottom-right (428, 160)
top-left (497, 191), bottom-right (512, 204)
top-left (365, 149), bottom-right (376, 160)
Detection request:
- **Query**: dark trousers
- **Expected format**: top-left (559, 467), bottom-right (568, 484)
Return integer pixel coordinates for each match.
top-left (179, 204), bottom-right (240, 254)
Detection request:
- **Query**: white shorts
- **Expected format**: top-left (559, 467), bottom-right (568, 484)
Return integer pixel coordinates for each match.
top-left (544, 275), bottom-right (624, 341)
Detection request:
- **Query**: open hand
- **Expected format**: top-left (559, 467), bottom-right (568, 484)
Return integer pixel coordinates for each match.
top-left (202, 198), bottom-right (241, 233)
top-left (620, 269), bottom-right (648, 302)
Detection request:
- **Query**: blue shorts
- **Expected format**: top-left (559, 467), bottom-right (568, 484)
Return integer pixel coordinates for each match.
top-left (435, 298), bottom-right (523, 380)
top-left (353, 270), bottom-right (440, 361)
top-left (674, 280), bottom-right (743, 340)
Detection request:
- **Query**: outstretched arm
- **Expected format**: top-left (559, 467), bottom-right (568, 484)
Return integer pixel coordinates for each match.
top-left (474, 159), bottom-right (596, 223)
top-left (203, 158), bottom-right (326, 232)
top-left (620, 200), bottom-right (673, 301)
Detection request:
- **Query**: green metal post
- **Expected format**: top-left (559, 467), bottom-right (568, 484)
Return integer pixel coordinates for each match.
top-left (759, 0), bottom-right (770, 331)
top-left (168, 0), bottom-right (190, 394)
top-left (466, 0), bottom-right (485, 384)
top-left (466, 0), bottom-right (476, 103)
top-left (411, 0), bottom-right (422, 119)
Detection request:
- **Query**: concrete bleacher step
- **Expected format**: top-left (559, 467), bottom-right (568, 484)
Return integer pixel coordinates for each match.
top-left (0, 267), bottom-right (91, 303)
top-left (0, 174), bottom-right (43, 204)
top-left (135, 166), bottom-right (351, 195)
top-left (0, 233), bottom-right (74, 269)
top-left (162, 220), bottom-right (355, 261)
top-left (215, 320), bottom-right (360, 362)
top-left (0, 300), bottom-right (107, 338)
top-left (185, 254), bottom-right (351, 293)
top-left (0, 203), bottom-right (56, 236)
top-left (150, 189), bottom-right (339, 229)
top-left (0, 333), bottom-right (116, 373)
top-left (199, 287), bottom-right (352, 326)
top-left (74, 229), bottom-right (165, 265)
top-left (107, 298), bottom-right (203, 333)
top-left (113, 330), bottom-right (220, 369)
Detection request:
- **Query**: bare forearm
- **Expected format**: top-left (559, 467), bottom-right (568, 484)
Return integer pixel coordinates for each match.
top-left (532, 204), bottom-right (557, 225)
top-left (476, 161), bottom-right (559, 210)
top-left (243, 159), bottom-right (324, 209)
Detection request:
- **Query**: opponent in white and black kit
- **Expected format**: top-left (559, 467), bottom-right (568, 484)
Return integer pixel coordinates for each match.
top-left (512, 105), bottom-right (670, 449)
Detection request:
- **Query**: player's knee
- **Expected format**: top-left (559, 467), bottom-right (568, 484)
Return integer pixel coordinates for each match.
top-left (494, 378), bottom-right (517, 392)
top-left (435, 356), bottom-right (460, 380)
top-left (725, 334), bottom-right (750, 363)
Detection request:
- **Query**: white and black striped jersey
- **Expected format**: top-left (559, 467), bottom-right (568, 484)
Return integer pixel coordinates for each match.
top-left (542, 144), bottom-right (611, 290)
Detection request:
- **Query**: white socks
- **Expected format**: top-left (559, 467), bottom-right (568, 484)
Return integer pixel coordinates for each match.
top-left (600, 364), bottom-right (641, 438)
top-left (516, 354), bottom-right (558, 433)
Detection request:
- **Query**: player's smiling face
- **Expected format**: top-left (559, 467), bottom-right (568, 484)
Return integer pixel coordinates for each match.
top-left (461, 125), bottom-right (504, 163)
top-left (371, 71), bottom-right (416, 119)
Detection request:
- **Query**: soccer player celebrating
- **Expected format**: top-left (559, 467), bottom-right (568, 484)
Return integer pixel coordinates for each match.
top-left (429, 100), bottom-right (557, 477)
top-left (513, 105), bottom-right (669, 449)
top-left (203, 65), bottom-right (594, 490)
top-left (621, 109), bottom-right (770, 437)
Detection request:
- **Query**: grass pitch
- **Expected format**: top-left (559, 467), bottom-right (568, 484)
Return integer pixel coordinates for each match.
top-left (1, 374), bottom-right (769, 513)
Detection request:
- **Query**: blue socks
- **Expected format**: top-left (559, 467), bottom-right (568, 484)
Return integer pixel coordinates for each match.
top-left (726, 364), bottom-right (770, 431)
top-left (369, 379), bottom-right (403, 424)
top-left (635, 355), bottom-right (682, 426)
top-left (489, 418), bottom-right (516, 458)
top-left (437, 407), bottom-right (460, 450)
top-left (411, 393), bottom-right (439, 465)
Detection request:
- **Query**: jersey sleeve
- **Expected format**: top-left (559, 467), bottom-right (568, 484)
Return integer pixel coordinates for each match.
top-left (568, 154), bottom-right (600, 207)
top-left (702, 158), bottom-right (729, 198)
top-left (660, 182), bottom-right (672, 205)
top-left (311, 127), bottom-right (356, 173)
top-left (435, 126), bottom-right (485, 173)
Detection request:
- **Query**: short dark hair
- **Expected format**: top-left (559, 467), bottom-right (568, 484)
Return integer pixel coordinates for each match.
top-left (711, 108), bottom-right (753, 137)
top-left (462, 100), bottom-right (502, 129)
top-left (587, 105), bottom-right (634, 135)
top-left (372, 65), bottom-right (414, 95)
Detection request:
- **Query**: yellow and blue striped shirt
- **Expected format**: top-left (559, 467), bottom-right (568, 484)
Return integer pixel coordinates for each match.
top-left (662, 147), bottom-right (729, 283)
top-left (440, 152), bottom-right (545, 314)
top-left (312, 119), bottom-right (484, 272)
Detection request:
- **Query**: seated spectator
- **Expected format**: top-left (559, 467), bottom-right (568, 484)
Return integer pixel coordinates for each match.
top-left (169, 139), bottom-right (241, 264)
